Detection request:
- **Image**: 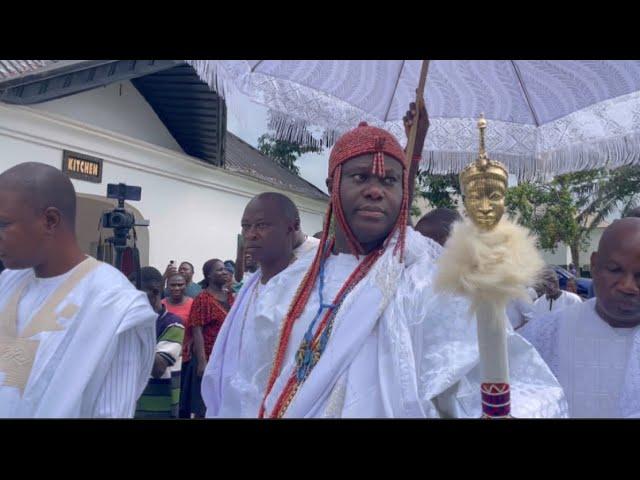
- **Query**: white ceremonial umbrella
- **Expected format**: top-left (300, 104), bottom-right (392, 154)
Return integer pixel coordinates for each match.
top-left (187, 60), bottom-right (640, 180)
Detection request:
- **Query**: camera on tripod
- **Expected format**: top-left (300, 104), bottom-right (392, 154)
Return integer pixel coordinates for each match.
top-left (102, 207), bottom-right (137, 230)
top-left (102, 184), bottom-right (143, 234)
top-left (100, 183), bottom-right (150, 283)
top-left (102, 183), bottom-right (149, 245)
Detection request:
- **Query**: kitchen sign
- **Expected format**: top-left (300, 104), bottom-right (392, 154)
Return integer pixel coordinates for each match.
top-left (62, 150), bottom-right (103, 183)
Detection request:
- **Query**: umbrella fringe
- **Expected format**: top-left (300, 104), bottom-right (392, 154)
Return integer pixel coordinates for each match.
top-left (267, 111), bottom-right (340, 150)
top-left (186, 60), bottom-right (640, 181)
top-left (420, 152), bottom-right (541, 183)
top-left (538, 130), bottom-right (640, 180)
top-left (423, 132), bottom-right (640, 181)
top-left (268, 116), bottom-right (640, 182)
top-left (187, 60), bottom-right (345, 150)
top-left (186, 59), bottom-right (230, 100)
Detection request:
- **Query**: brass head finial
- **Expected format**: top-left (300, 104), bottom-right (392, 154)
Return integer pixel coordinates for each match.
top-left (460, 115), bottom-right (508, 193)
top-left (459, 116), bottom-right (510, 230)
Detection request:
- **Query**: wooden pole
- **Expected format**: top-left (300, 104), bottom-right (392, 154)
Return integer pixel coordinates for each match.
top-left (406, 60), bottom-right (430, 221)
top-left (405, 60), bottom-right (430, 162)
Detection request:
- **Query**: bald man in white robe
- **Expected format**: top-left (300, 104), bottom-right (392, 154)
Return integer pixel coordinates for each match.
top-left (522, 218), bottom-right (640, 418)
top-left (0, 162), bottom-right (155, 418)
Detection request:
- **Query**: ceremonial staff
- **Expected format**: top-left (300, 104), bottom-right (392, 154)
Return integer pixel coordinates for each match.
top-left (435, 116), bottom-right (544, 418)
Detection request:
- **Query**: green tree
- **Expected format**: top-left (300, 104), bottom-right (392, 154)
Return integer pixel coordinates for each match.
top-left (411, 170), bottom-right (461, 218)
top-left (257, 134), bottom-right (323, 176)
top-left (506, 179), bottom-right (582, 257)
top-left (506, 165), bottom-right (640, 269)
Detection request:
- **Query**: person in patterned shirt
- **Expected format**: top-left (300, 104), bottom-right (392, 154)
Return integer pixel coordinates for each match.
top-left (134, 267), bottom-right (185, 418)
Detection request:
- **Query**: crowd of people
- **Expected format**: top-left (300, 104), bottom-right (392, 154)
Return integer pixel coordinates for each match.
top-left (1, 101), bottom-right (639, 418)
top-left (127, 201), bottom-right (605, 419)
top-left (129, 192), bottom-right (323, 418)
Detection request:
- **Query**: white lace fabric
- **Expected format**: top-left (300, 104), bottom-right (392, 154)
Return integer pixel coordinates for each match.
top-left (187, 60), bottom-right (640, 180)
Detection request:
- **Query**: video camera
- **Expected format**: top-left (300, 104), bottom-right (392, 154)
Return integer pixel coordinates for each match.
top-left (102, 183), bottom-right (149, 247)
top-left (101, 183), bottom-right (150, 283)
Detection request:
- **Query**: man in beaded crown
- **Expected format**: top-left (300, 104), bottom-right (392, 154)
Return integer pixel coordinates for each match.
top-left (202, 104), bottom-right (566, 419)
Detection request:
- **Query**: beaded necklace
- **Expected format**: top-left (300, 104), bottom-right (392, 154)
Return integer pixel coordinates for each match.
top-left (259, 240), bottom-right (383, 418)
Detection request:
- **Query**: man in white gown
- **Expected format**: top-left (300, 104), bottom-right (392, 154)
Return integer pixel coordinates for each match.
top-left (531, 267), bottom-right (582, 317)
top-left (522, 218), bottom-right (640, 418)
top-left (0, 162), bottom-right (156, 418)
top-left (233, 195), bottom-right (316, 287)
top-left (206, 192), bottom-right (305, 415)
top-left (204, 112), bottom-right (567, 418)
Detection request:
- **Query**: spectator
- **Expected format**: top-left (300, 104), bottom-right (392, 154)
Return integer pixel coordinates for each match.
top-left (161, 273), bottom-right (194, 324)
top-left (180, 258), bottom-right (233, 418)
top-left (531, 267), bottom-right (583, 315)
top-left (414, 208), bottom-right (462, 246)
top-left (522, 218), bottom-right (640, 417)
top-left (0, 162), bottom-right (155, 418)
top-left (134, 267), bottom-right (185, 419)
top-left (163, 261), bottom-right (202, 299)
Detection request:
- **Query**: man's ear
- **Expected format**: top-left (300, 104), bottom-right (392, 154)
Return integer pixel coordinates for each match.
top-left (42, 207), bottom-right (62, 234)
top-left (326, 177), bottom-right (332, 194)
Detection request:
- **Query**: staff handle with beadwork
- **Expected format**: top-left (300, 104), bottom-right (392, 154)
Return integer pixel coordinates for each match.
top-left (406, 60), bottom-right (430, 212)
top-left (476, 301), bottom-right (511, 418)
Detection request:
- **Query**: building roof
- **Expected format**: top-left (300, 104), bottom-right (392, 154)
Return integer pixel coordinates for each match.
top-left (225, 132), bottom-right (328, 201)
top-left (0, 60), bottom-right (56, 81)
top-left (132, 64), bottom-right (226, 167)
top-left (0, 60), bottom-right (328, 202)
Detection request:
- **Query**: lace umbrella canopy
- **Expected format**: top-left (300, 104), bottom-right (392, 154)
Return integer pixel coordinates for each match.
top-left (187, 60), bottom-right (640, 180)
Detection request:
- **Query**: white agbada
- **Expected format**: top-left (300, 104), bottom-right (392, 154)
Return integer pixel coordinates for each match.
top-left (0, 257), bottom-right (156, 418)
top-left (531, 291), bottom-right (582, 316)
top-left (521, 298), bottom-right (640, 418)
top-left (506, 298), bottom-right (535, 330)
top-left (506, 287), bottom-right (538, 329)
top-left (203, 228), bottom-right (567, 418)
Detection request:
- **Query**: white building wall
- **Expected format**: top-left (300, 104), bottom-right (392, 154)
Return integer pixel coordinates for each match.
top-left (540, 243), bottom-right (572, 267)
top-left (574, 227), bottom-right (605, 274)
top-left (538, 227), bottom-right (605, 272)
top-left (0, 103), bottom-right (327, 279)
top-left (581, 228), bottom-right (603, 262)
top-left (31, 81), bottom-right (184, 153)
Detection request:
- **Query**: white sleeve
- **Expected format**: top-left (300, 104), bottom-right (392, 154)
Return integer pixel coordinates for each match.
top-left (91, 327), bottom-right (153, 418)
top-left (569, 293), bottom-right (584, 304)
top-left (519, 312), bottom-right (561, 376)
top-left (507, 298), bottom-right (534, 330)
